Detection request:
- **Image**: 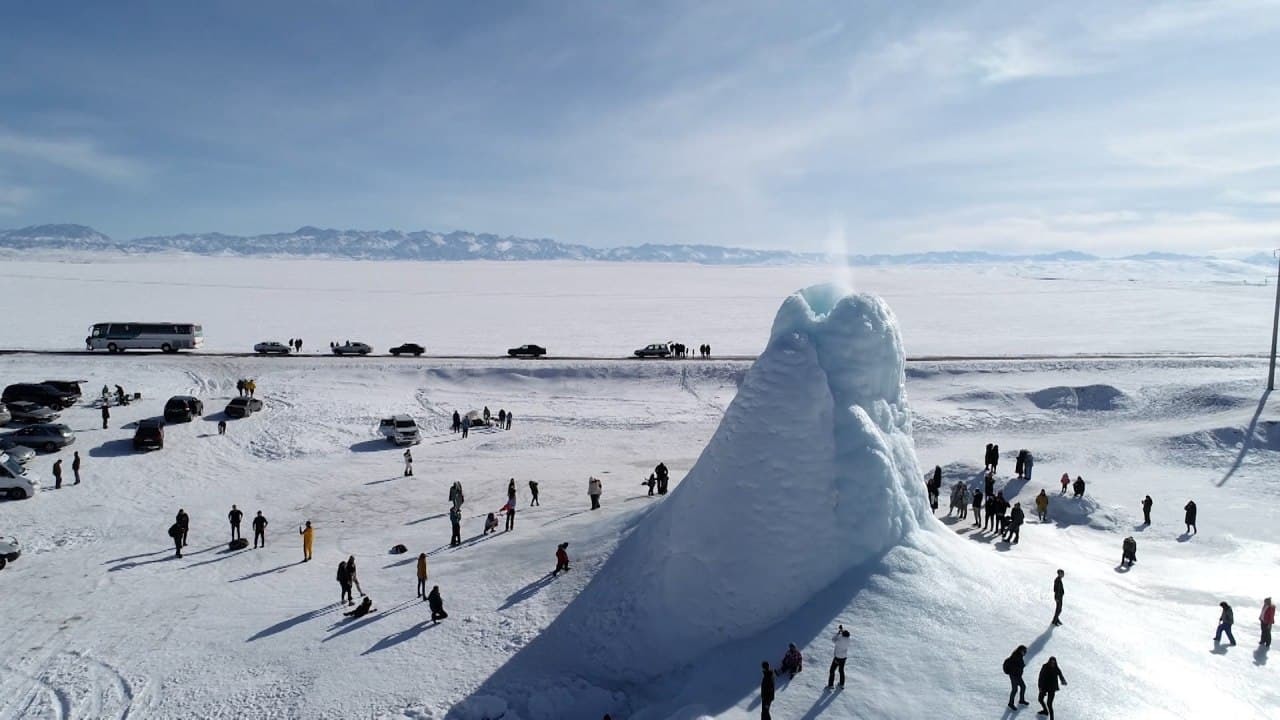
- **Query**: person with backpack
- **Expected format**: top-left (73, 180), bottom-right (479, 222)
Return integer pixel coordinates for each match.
top-left (252, 511), bottom-right (268, 548)
top-left (1052, 570), bottom-right (1065, 626)
top-left (827, 625), bottom-right (850, 689)
top-left (228, 504), bottom-right (243, 541)
top-left (588, 476), bottom-right (603, 510)
top-left (529, 480), bottom-right (540, 506)
top-left (176, 508), bottom-right (189, 548)
top-left (1216, 602), bottom-right (1237, 646)
top-left (1141, 495), bottom-right (1153, 526)
top-left (337, 560), bottom-right (354, 606)
top-left (1261, 597), bottom-right (1275, 648)
top-left (554, 542), bottom-right (570, 575)
top-left (760, 661), bottom-right (775, 720)
top-left (416, 553), bottom-right (429, 599)
top-left (1037, 657), bottom-right (1067, 718)
top-left (427, 585), bottom-right (448, 622)
top-left (1003, 645), bottom-right (1029, 710)
top-left (299, 520), bottom-right (314, 561)
top-left (449, 505), bottom-right (462, 547)
top-left (1184, 500), bottom-right (1198, 534)
top-left (1035, 490), bottom-right (1049, 522)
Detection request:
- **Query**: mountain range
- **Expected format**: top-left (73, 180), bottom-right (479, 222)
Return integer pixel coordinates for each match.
top-left (0, 223), bottom-right (1271, 266)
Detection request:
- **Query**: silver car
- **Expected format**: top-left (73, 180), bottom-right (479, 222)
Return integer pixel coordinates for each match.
top-left (4, 401), bottom-right (58, 424)
top-left (0, 423), bottom-right (75, 452)
top-left (254, 341), bottom-right (291, 355)
top-left (332, 341), bottom-right (372, 356)
top-left (0, 443), bottom-right (35, 465)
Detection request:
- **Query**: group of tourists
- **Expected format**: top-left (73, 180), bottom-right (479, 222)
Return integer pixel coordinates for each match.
top-left (234, 378), bottom-right (257, 397)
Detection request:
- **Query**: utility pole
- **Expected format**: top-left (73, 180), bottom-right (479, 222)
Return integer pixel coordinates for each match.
top-left (1270, 249), bottom-right (1280, 391)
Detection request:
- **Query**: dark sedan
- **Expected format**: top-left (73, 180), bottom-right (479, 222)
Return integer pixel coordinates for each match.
top-left (164, 396), bottom-right (204, 423)
top-left (507, 344), bottom-right (547, 358)
top-left (0, 423), bottom-right (75, 452)
top-left (4, 401), bottom-right (59, 424)
top-left (133, 418), bottom-right (165, 451)
top-left (390, 343), bottom-right (426, 356)
top-left (225, 397), bottom-right (264, 418)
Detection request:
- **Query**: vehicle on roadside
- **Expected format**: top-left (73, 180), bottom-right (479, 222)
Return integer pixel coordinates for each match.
top-left (163, 396), bottom-right (204, 423)
top-left (0, 443), bottom-right (35, 465)
top-left (3, 401), bottom-right (58, 424)
top-left (2, 383), bottom-right (77, 410)
top-left (0, 535), bottom-right (20, 568)
top-left (507, 344), bottom-right (546, 358)
top-left (0, 451), bottom-right (39, 500)
top-left (379, 415), bottom-right (422, 445)
top-left (389, 343), bottom-right (425, 357)
top-left (225, 397), bottom-right (264, 418)
top-left (0, 423), bottom-right (74, 452)
top-left (634, 343), bottom-right (672, 358)
top-left (40, 380), bottom-right (85, 401)
top-left (463, 410), bottom-right (491, 428)
top-left (254, 341), bottom-right (291, 355)
top-left (86, 321), bottom-right (203, 353)
top-left (133, 418), bottom-right (165, 451)
top-left (332, 341), bottom-right (372, 356)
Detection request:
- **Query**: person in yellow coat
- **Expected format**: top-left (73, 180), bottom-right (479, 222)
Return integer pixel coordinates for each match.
top-left (299, 520), bottom-right (314, 561)
top-left (1034, 490), bottom-right (1049, 522)
top-left (416, 553), bottom-right (428, 599)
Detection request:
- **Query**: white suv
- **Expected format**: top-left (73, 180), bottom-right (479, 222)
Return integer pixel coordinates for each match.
top-left (0, 452), bottom-right (39, 500)
top-left (0, 535), bottom-right (20, 569)
top-left (379, 415), bottom-right (422, 445)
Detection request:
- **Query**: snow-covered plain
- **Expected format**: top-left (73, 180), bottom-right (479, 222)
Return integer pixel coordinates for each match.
top-left (1, 263), bottom-right (1278, 719)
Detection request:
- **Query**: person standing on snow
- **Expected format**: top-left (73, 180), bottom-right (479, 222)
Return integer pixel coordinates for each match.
top-left (991, 444), bottom-right (1000, 473)
top-left (588, 476), bottom-right (603, 510)
top-left (1052, 570), bottom-right (1065, 626)
top-left (826, 625), bottom-right (850, 689)
top-left (1015, 450), bottom-right (1027, 479)
top-left (1059, 473), bottom-right (1070, 495)
top-left (228, 504), bottom-right (243, 541)
top-left (504, 499), bottom-right (516, 532)
top-left (759, 661), bottom-right (775, 720)
top-left (1261, 597), bottom-right (1275, 648)
top-left (498, 409), bottom-right (506, 428)
top-left (1036, 657), bottom-right (1067, 719)
top-left (984, 443), bottom-right (995, 472)
top-left (168, 520), bottom-right (184, 558)
top-left (1003, 645), bottom-right (1029, 710)
top-left (449, 505), bottom-right (462, 547)
top-left (403, 448), bottom-right (413, 477)
top-left (1004, 502), bottom-right (1025, 544)
top-left (52, 459), bottom-right (62, 489)
top-left (1035, 489), bottom-right (1049, 522)
top-left (972, 487), bottom-right (984, 527)
top-left (984, 493), bottom-right (998, 532)
top-left (984, 471), bottom-right (995, 499)
top-left (553, 542), bottom-right (570, 575)
top-left (483, 406), bottom-right (490, 425)
top-left (299, 520), bottom-right (314, 561)
top-left (505, 411), bottom-right (513, 430)
top-left (449, 481), bottom-right (465, 511)
top-left (1216, 602), bottom-right (1237, 646)
top-left (176, 508), bottom-right (189, 548)
top-left (337, 560), bottom-right (354, 606)
top-left (461, 419), bottom-right (469, 438)
top-left (72, 451), bottom-right (82, 484)
top-left (1141, 495), bottom-right (1153, 526)
top-left (218, 419), bottom-right (227, 435)
top-left (1024, 451), bottom-right (1034, 480)
top-left (101, 403), bottom-right (110, 430)
top-left (452, 410), bottom-right (461, 433)
top-left (507, 478), bottom-right (517, 506)
top-left (252, 511), bottom-right (268, 548)
top-left (416, 553), bottom-right (429, 599)
top-left (529, 480), bottom-right (540, 506)
top-left (427, 585), bottom-right (448, 622)
top-left (1072, 476), bottom-right (1086, 498)
top-left (1184, 500), bottom-right (1198, 535)
top-left (1121, 536), bottom-right (1137, 568)
top-left (347, 555), bottom-right (365, 598)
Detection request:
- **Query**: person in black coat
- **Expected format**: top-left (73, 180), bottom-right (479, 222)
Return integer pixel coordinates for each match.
top-left (343, 596), bottom-right (374, 618)
top-left (252, 511), bottom-right (268, 548)
top-left (168, 521), bottom-right (183, 558)
top-left (983, 471), bottom-right (995, 498)
top-left (52, 459), bottom-right (63, 489)
top-left (972, 488), bottom-right (984, 527)
top-left (176, 509), bottom-right (189, 547)
top-left (452, 410), bottom-right (461, 433)
top-left (1037, 657), bottom-right (1067, 719)
top-left (1003, 645), bottom-right (1028, 709)
top-left (1141, 495), bottom-right (1153, 526)
top-left (101, 404), bottom-right (110, 429)
top-left (337, 560), bottom-right (354, 606)
top-left (1184, 500), bottom-right (1197, 534)
top-left (1004, 503), bottom-right (1025, 544)
top-left (760, 661), bottom-right (775, 720)
top-left (427, 585), bottom-right (448, 622)
top-left (984, 443), bottom-right (995, 471)
top-left (228, 504), bottom-right (243, 541)
top-left (1072, 476), bottom-right (1086, 498)
top-left (1052, 569), bottom-right (1065, 626)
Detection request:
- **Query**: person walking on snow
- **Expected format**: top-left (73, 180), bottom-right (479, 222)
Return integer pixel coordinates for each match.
top-left (449, 505), bottom-right (462, 546)
top-left (101, 403), bottom-right (110, 429)
top-left (252, 511), bottom-right (267, 548)
top-left (168, 520), bottom-right (184, 558)
top-left (1003, 645), bottom-right (1029, 709)
top-left (176, 509), bottom-right (189, 547)
top-left (760, 661), bottom-right (775, 720)
top-left (72, 451), bottom-right (81, 484)
top-left (427, 585), bottom-right (448, 622)
top-left (1261, 598), bottom-right (1275, 648)
top-left (554, 542), bottom-right (570, 575)
top-left (1184, 500), bottom-right (1198, 535)
top-left (1004, 502), bottom-right (1025, 543)
top-left (228, 504), bottom-right (243, 541)
top-left (1059, 473), bottom-right (1070, 495)
top-left (299, 520), bottom-right (314, 561)
top-left (1036, 657), bottom-right (1067, 719)
top-left (1216, 601), bottom-right (1237, 646)
top-left (827, 625), bottom-right (850, 689)
top-left (449, 481), bottom-right (465, 511)
top-left (529, 480), bottom-right (540, 506)
top-left (1072, 476), bottom-right (1086, 498)
top-left (347, 555), bottom-right (365, 597)
top-left (403, 448), bottom-right (413, 477)
top-left (52, 459), bottom-right (62, 489)
top-left (218, 419), bottom-right (227, 435)
top-left (504, 500), bottom-right (516, 532)
top-left (1035, 489), bottom-right (1049, 522)
top-left (1141, 495), bottom-right (1153, 525)
top-left (1121, 536), bottom-right (1137, 568)
top-left (416, 553), bottom-right (428, 599)
top-left (588, 476), bottom-right (603, 510)
top-left (337, 560), bottom-right (354, 606)
top-left (1052, 570), bottom-right (1065, 626)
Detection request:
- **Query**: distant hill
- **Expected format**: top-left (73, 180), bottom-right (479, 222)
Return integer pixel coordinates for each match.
top-left (0, 223), bottom-right (1250, 267)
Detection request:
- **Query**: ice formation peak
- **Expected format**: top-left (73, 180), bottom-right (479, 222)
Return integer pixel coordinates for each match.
top-left (561, 284), bottom-right (928, 679)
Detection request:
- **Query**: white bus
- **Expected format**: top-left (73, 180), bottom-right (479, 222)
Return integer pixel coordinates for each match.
top-left (86, 322), bottom-right (204, 353)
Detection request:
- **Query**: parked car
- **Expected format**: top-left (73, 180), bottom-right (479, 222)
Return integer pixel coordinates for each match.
top-left (163, 396), bottom-right (204, 423)
top-left (133, 418), bottom-right (165, 451)
top-left (0, 535), bottom-right (20, 568)
top-left (379, 415), bottom-right (422, 445)
top-left (507, 344), bottom-right (547, 358)
top-left (463, 410), bottom-right (491, 428)
top-left (0, 443), bottom-right (35, 465)
top-left (40, 380), bottom-right (85, 401)
top-left (3, 401), bottom-right (58, 424)
top-left (389, 343), bottom-right (425, 357)
top-left (634, 343), bottom-right (672, 358)
top-left (2, 383), bottom-right (77, 410)
top-left (225, 397), bottom-right (264, 418)
top-left (0, 423), bottom-right (74, 452)
top-left (0, 451), bottom-right (39, 500)
top-left (254, 341), bottom-right (291, 355)
top-left (0, 403), bottom-right (8, 427)
top-left (332, 341), bottom-right (372, 356)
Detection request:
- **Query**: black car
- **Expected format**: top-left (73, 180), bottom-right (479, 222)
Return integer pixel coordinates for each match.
top-left (3, 401), bottom-right (58, 424)
top-left (507, 344), bottom-right (547, 358)
top-left (390, 343), bottom-right (425, 357)
top-left (133, 418), bottom-right (165, 451)
top-left (40, 380), bottom-right (84, 401)
top-left (2, 383), bottom-right (77, 410)
top-left (164, 396), bottom-right (204, 423)
top-left (634, 343), bottom-right (672, 358)
top-left (225, 397), bottom-right (263, 418)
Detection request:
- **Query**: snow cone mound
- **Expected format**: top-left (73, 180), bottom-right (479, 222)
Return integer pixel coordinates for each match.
top-left (561, 283), bottom-right (930, 679)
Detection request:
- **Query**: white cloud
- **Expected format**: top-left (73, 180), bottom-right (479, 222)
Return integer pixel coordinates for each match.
top-left (0, 127), bottom-right (145, 182)
top-left (0, 183), bottom-right (34, 216)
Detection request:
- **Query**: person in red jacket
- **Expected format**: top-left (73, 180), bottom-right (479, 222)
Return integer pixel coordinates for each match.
top-left (553, 542), bottom-right (570, 575)
top-left (1261, 597), bottom-right (1275, 648)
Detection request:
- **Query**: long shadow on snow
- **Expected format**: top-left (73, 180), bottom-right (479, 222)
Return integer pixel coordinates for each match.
top-left (448, 541), bottom-right (893, 720)
top-left (231, 559), bottom-right (307, 583)
top-left (497, 573), bottom-right (557, 611)
top-left (362, 617), bottom-right (440, 655)
top-left (323, 599), bottom-right (419, 642)
top-left (1218, 388), bottom-right (1271, 487)
top-left (89, 439), bottom-right (139, 458)
top-left (106, 542), bottom-right (221, 571)
top-left (406, 512), bottom-right (448, 526)
top-left (183, 545), bottom-right (247, 569)
top-left (248, 604), bottom-right (342, 641)
top-left (351, 439), bottom-right (396, 453)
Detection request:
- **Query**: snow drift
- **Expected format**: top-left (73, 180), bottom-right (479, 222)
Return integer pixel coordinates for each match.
top-left (557, 284), bottom-right (929, 679)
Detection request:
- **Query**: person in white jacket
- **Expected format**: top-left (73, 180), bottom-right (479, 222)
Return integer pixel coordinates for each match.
top-left (588, 476), bottom-right (603, 510)
top-left (827, 625), bottom-right (851, 689)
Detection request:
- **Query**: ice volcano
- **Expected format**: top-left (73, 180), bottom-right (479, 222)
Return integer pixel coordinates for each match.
top-left (560, 284), bottom-right (930, 679)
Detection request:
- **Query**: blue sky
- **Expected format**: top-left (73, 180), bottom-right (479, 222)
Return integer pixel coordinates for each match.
top-left (2, 1), bottom-right (1280, 254)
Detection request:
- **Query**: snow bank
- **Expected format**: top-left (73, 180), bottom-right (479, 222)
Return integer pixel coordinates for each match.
top-left (557, 284), bottom-right (929, 679)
